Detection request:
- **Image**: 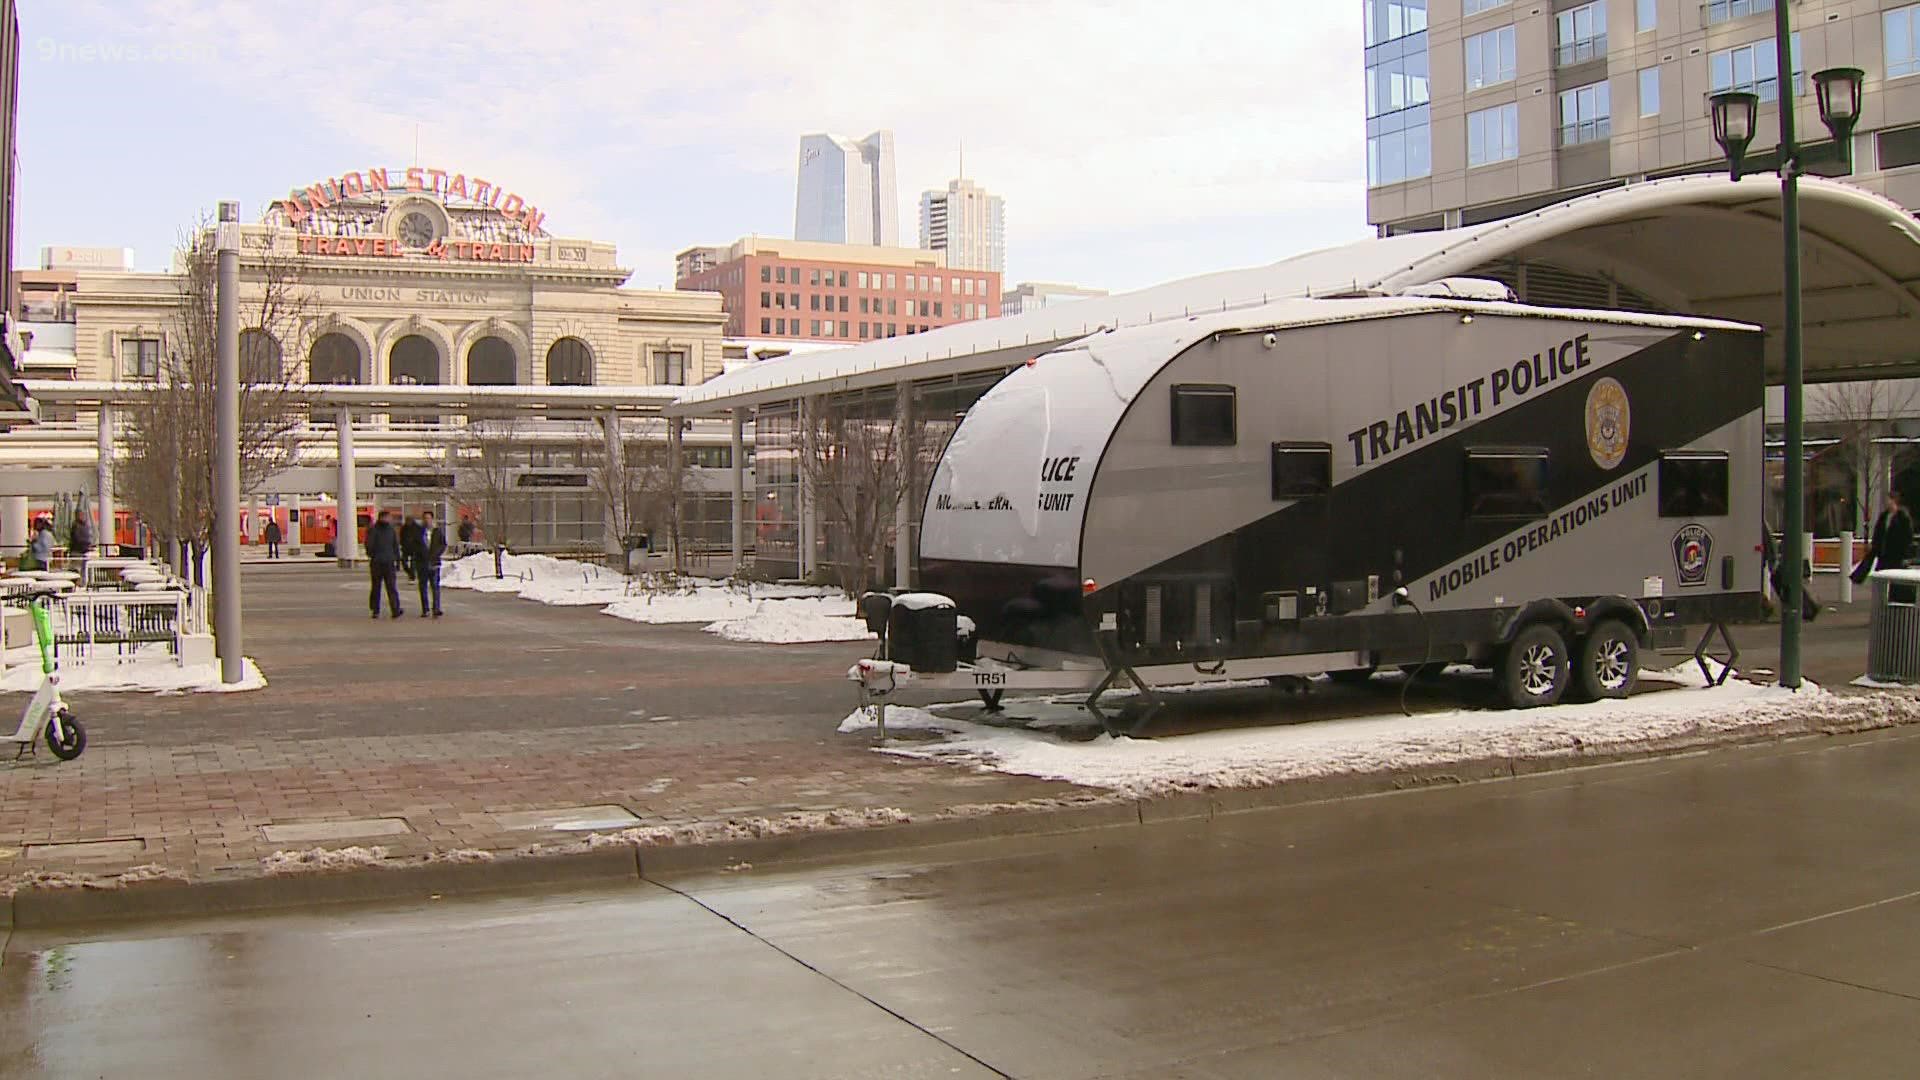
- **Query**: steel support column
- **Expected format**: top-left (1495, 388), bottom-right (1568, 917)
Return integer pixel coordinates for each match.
top-left (730, 407), bottom-right (746, 574)
top-left (95, 403), bottom-right (114, 554)
top-left (213, 201), bottom-right (244, 684)
top-left (337, 406), bottom-right (357, 566)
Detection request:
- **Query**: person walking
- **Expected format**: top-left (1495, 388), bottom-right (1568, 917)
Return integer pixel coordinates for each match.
top-left (399, 514), bottom-right (423, 582)
top-left (365, 511), bottom-right (404, 619)
top-left (417, 510), bottom-right (447, 618)
top-left (68, 513), bottom-right (93, 561)
top-left (263, 518), bottom-right (282, 559)
top-left (1853, 491), bottom-right (1916, 598)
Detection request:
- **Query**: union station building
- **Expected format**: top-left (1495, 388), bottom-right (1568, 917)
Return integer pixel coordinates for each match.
top-left (1, 168), bottom-right (751, 558)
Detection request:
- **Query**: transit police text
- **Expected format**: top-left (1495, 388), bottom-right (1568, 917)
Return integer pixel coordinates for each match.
top-left (1346, 333), bottom-right (1594, 467)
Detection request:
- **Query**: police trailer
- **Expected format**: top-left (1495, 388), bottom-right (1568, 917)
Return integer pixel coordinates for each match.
top-left (851, 290), bottom-right (1763, 735)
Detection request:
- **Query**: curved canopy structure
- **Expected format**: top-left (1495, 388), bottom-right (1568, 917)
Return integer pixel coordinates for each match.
top-left (670, 174), bottom-right (1920, 416)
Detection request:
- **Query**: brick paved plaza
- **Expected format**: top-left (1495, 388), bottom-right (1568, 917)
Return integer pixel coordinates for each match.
top-left (0, 561), bottom-right (1883, 892)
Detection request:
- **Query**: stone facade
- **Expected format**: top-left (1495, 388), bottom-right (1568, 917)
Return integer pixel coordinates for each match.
top-left (59, 196), bottom-right (725, 390)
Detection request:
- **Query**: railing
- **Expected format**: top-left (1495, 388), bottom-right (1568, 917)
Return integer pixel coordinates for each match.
top-left (1701, 0), bottom-right (1773, 26)
top-left (1556, 34), bottom-right (1607, 66)
top-left (49, 589), bottom-right (190, 664)
top-left (1559, 117), bottom-right (1613, 146)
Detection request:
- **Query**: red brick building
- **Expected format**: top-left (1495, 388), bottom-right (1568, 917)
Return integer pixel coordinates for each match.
top-left (675, 237), bottom-right (1001, 343)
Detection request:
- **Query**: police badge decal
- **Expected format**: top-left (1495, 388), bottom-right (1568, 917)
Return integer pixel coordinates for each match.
top-left (1673, 523), bottom-right (1713, 587)
top-left (1586, 376), bottom-right (1630, 470)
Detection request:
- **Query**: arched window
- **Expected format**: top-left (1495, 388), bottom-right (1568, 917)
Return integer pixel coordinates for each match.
top-left (390, 335), bottom-right (440, 385)
top-left (307, 333), bottom-right (361, 384)
top-left (547, 337), bottom-right (593, 386)
top-left (467, 336), bottom-right (517, 385)
top-left (240, 329), bottom-right (284, 384)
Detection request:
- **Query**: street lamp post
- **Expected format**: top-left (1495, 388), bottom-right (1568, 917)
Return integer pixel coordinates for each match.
top-left (1708, 2), bottom-right (1863, 691)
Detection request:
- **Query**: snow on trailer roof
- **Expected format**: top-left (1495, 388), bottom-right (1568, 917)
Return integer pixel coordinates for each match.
top-left (669, 173), bottom-right (1920, 414)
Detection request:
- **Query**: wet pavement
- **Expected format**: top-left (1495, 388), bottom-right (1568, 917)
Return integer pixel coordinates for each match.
top-left (6, 722), bottom-right (1919, 1078)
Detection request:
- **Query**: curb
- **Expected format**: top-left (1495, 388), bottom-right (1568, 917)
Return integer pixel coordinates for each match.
top-left (6, 717), bottom-right (1915, 930)
top-left (4, 846), bottom-right (637, 930)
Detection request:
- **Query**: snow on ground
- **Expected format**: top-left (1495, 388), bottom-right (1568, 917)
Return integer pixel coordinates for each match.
top-left (441, 551), bottom-right (629, 605)
top-left (442, 549), bottom-right (866, 642)
top-left (840, 666), bottom-right (1910, 796)
top-left (0, 654), bottom-right (267, 694)
top-left (703, 598), bottom-right (873, 644)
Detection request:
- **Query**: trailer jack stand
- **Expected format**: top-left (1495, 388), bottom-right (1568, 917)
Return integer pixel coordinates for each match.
top-left (1086, 664), bottom-right (1162, 738)
top-left (1692, 620), bottom-right (1738, 687)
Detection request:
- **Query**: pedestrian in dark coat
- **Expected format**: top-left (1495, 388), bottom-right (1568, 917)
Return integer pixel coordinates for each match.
top-left (399, 515), bottom-right (423, 581)
top-left (1854, 492), bottom-right (1915, 582)
top-left (365, 511), bottom-right (404, 618)
top-left (68, 515), bottom-right (93, 559)
top-left (416, 510), bottom-right (448, 618)
top-left (263, 519), bottom-right (282, 559)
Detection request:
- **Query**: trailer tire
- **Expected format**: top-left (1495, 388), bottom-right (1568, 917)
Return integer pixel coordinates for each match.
top-left (1498, 624), bottom-right (1570, 709)
top-left (1328, 667), bottom-right (1377, 685)
top-left (1574, 619), bottom-right (1638, 701)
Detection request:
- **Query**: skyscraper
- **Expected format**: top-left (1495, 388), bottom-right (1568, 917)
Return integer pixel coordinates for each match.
top-left (918, 178), bottom-right (1005, 273)
top-left (794, 131), bottom-right (898, 247)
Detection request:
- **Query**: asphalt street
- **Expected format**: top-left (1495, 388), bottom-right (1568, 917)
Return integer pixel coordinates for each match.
top-left (6, 721), bottom-right (1919, 1078)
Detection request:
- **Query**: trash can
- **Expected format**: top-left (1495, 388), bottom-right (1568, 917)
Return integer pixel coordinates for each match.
top-left (1866, 569), bottom-right (1920, 683)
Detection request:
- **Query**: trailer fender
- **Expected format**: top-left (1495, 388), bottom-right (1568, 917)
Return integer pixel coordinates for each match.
top-left (1496, 600), bottom-right (1580, 647)
top-left (1578, 597), bottom-right (1652, 647)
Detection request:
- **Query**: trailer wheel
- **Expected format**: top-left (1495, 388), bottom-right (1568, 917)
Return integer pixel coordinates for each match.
top-left (1498, 624), bottom-right (1570, 709)
top-left (1328, 667), bottom-right (1377, 685)
top-left (1574, 619), bottom-right (1638, 701)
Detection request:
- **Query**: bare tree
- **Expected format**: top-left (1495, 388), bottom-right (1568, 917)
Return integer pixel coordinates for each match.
top-left (583, 417), bottom-right (681, 575)
top-left (448, 411), bottom-right (525, 579)
top-left (119, 214), bottom-right (312, 589)
top-left (798, 395), bottom-right (914, 598)
top-left (1809, 379), bottom-right (1920, 534)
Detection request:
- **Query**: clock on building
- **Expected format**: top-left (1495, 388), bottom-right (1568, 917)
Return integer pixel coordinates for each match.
top-left (397, 210), bottom-right (439, 248)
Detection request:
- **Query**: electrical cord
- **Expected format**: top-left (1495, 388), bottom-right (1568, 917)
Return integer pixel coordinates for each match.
top-left (1393, 588), bottom-right (1433, 718)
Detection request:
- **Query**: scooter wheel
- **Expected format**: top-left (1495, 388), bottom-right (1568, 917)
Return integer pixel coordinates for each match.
top-left (45, 710), bottom-right (86, 761)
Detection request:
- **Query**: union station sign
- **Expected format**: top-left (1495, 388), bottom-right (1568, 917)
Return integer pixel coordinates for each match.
top-left (279, 166), bottom-right (547, 233)
top-left (277, 165), bottom-right (550, 265)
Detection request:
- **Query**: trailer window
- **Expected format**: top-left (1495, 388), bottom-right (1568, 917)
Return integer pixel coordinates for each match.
top-left (1659, 451), bottom-right (1730, 517)
top-left (1171, 384), bottom-right (1236, 446)
top-left (1271, 442), bottom-right (1332, 499)
top-left (1465, 448), bottom-right (1551, 520)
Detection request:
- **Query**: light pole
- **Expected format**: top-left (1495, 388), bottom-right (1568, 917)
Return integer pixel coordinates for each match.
top-left (213, 201), bottom-right (244, 684)
top-left (1708, 6), bottom-right (1863, 691)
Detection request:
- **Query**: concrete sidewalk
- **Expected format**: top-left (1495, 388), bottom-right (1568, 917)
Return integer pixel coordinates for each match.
top-left (0, 562), bottom-right (1904, 923)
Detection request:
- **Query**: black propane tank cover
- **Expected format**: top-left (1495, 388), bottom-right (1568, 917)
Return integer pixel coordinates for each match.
top-left (887, 593), bottom-right (959, 674)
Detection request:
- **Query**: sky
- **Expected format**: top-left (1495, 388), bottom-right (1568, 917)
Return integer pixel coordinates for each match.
top-left (14, 1), bottom-right (1371, 294)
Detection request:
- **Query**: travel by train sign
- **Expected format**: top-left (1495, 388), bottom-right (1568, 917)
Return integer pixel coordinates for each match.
top-left (294, 235), bottom-right (537, 264)
top-left (277, 166), bottom-right (549, 234)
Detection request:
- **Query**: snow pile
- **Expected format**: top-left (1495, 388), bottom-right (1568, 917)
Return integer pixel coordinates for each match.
top-left (600, 581), bottom-right (840, 624)
top-left (580, 807), bottom-right (913, 849)
top-left (442, 551), bottom-right (629, 605)
top-left (857, 670), bottom-right (1920, 796)
top-left (261, 845), bottom-right (391, 874)
top-left (1, 864), bottom-right (189, 896)
top-left (703, 597), bottom-right (874, 643)
top-left (0, 657), bottom-right (267, 694)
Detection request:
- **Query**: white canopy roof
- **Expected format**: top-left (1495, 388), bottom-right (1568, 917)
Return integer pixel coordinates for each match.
top-left (669, 173), bottom-right (1920, 415)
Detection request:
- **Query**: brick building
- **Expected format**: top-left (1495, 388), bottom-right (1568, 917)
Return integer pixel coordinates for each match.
top-left (674, 236), bottom-right (1001, 344)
